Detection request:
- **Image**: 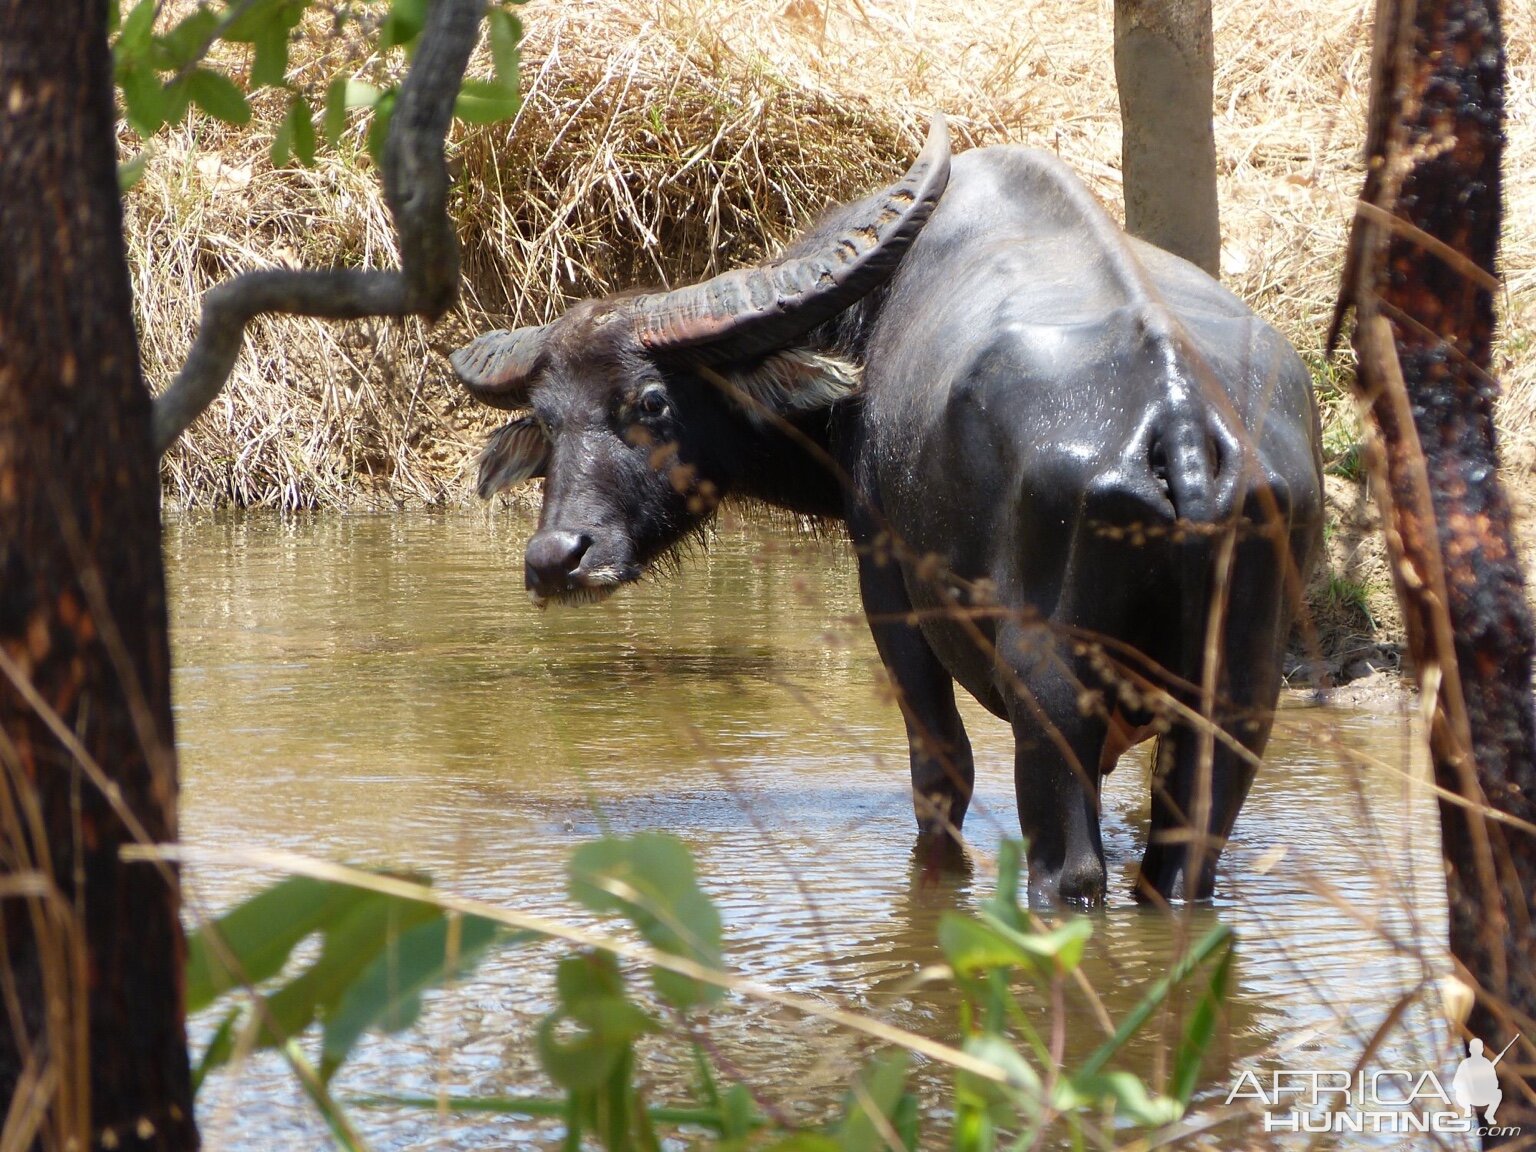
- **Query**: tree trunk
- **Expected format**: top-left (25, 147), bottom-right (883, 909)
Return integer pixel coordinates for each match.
top-left (1337, 0), bottom-right (1536, 1142)
top-left (1113, 0), bottom-right (1221, 276)
top-left (0, 2), bottom-right (197, 1149)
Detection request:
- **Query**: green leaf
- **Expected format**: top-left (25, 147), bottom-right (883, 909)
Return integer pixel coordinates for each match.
top-left (279, 91), bottom-right (316, 166)
top-left (953, 1033), bottom-right (1036, 1148)
top-left (759, 1138), bottom-right (841, 1152)
top-left (117, 146), bottom-right (152, 189)
top-left (117, 63), bottom-right (166, 137)
top-left (323, 78), bottom-right (383, 145)
top-left (978, 839), bottom-right (1027, 932)
top-left (155, 9), bottom-right (220, 72)
top-left (272, 111), bottom-right (294, 167)
top-left (938, 911), bottom-right (1092, 978)
top-left (291, 95), bottom-right (316, 166)
top-left (1059, 1071), bottom-right (1183, 1127)
top-left (321, 913), bottom-right (508, 1079)
top-left (366, 88), bottom-right (397, 168)
top-left (536, 952), bottom-right (656, 1092)
top-left (343, 80), bottom-right (384, 108)
top-left (324, 77), bottom-right (349, 144)
top-left (117, 148), bottom-right (152, 191)
top-left (939, 914), bottom-right (1033, 975)
top-left (454, 79), bottom-right (520, 126)
top-left (192, 1009), bottom-right (240, 1094)
top-left (224, 0), bottom-right (306, 42)
top-left (569, 834), bottom-right (723, 1008)
top-left (1170, 934), bottom-right (1234, 1104)
top-left (719, 1083), bottom-right (758, 1140)
top-left (187, 872), bottom-right (500, 1087)
top-left (962, 1034), bottom-right (1042, 1097)
top-left (379, 0), bottom-right (427, 51)
top-left (1027, 916), bottom-right (1092, 972)
top-left (162, 74), bottom-right (193, 127)
top-left (691, 1042), bottom-right (722, 1112)
top-left (187, 875), bottom-right (354, 1010)
top-left (114, 0), bottom-right (157, 59)
top-left (257, 890), bottom-right (440, 1049)
top-left (187, 68), bottom-right (251, 126)
top-left (1078, 923), bottom-right (1233, 1080)
top-left (250, 20), bottom-right (291, 88)
top-left (836, 1053), bottom-right (911, 1152)
top-left (487, 8), bottom-right (521, 87)
top-left (189, 873), bottom-right (521, 1090)
top-left (894, 1089), bottom-right (920, 1151)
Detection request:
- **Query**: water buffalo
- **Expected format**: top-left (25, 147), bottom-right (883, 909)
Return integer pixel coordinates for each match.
top-left (452, 119), bottom-right (1323, 905)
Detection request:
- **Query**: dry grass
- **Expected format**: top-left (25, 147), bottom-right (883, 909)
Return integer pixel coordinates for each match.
top-left (453, 6), bottom-right (917, 323)
top-left (128, 0), bottom-right (920, 509)
top-left (123, 0), bottom-right (1535, 596)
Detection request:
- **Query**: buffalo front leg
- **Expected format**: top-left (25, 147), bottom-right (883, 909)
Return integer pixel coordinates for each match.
top-left (855, 546), bottom-right (975, 842)
top-left (999, 625), bottom-right (1109, 906)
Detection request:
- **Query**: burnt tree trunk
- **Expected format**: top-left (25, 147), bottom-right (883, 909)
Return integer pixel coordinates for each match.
top-left (1336, 0), bottom-right (1536, 1142)
top-left (0, 2), bottom-right (197, 1150)
top-left (1113, 0), bottom-right (1221, 276)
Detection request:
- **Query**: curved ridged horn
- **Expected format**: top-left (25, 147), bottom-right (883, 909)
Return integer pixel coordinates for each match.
top-left (449, 325), bottom-right (548, 410)
top-left (631, 116), bottom-right (951, 363)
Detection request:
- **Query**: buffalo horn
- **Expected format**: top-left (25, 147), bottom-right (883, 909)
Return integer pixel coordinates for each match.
top-left (449, 325), bottom-right (548, 410)
top-left (631, 116), bottom-right (951, 363)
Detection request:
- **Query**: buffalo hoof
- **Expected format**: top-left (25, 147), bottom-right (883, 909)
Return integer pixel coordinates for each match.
top-left (1134, 857), bottom-right (1214, 905)
top-left (912, 830), bottom-right (972, 881)
top-left (1028, 856), bottom-right (1107, 909)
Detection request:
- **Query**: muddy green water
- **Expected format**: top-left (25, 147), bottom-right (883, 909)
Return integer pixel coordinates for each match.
top-left (168, 511), bottom-right (1461, 1150)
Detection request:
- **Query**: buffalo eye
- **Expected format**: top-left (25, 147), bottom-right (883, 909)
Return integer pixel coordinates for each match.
top-left (635, 385), bottom-right (670, 421)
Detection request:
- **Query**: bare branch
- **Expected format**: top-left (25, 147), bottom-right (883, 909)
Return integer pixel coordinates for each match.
top-left (150, 0), bottom-right (486, 454)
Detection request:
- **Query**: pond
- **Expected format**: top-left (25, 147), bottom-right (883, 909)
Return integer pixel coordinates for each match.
top-left (167, 509), bottom-right (1463, 1150)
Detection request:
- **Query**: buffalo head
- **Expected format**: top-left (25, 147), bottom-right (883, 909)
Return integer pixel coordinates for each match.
top-left (450, 119), bottom-right (950, 605)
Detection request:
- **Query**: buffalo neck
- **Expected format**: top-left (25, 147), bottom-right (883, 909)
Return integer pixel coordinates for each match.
top-left (715, 399), bottom-right (855, 522)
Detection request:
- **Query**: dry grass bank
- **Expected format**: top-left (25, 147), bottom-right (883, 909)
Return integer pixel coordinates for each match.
top-left (129, 0), bottom-right (919, 509)
top-left (122, 0), bottom-right (1536, 655)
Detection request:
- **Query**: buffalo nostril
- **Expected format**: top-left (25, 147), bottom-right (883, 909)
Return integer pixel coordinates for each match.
top-left (525, 530), bottom-right (592, 589)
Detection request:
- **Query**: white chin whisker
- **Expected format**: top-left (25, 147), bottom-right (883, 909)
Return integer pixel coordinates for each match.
top-left (526, 564), bottom-right (635, 609)
top-left (529, 578), bottom-right (625, 609)
top-left (579, 565), bottom-right (627, 585)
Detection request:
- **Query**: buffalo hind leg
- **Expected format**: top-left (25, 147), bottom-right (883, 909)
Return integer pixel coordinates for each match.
top-left (1000, 628), bottom-right (1108, 906)
top-left (1138, 712), bottom-right (1266, 902)
top-left (854, 546), bottom-right (975, 843)
top-left (1138, 560), bottom-right (1282, 903)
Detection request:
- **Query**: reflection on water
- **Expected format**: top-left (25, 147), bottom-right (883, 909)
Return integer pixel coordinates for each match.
top-left (168, 510), bottom-right (1460, 1150)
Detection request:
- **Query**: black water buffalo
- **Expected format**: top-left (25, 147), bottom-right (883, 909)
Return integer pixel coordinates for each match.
top-left (452, 119), bottom-right (1323, 905)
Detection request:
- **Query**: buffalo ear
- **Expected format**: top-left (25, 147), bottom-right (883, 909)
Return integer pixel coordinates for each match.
top-left (476, 416), bottom-right (549, 498)
top-left (712, 349), bottom-right (861, 421)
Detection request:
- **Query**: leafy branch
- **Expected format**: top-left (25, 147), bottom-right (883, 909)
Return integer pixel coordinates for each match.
top-left (113, 0), bottom-right (522, 169)
top-left (114, 0), bottom-right (523, 452)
